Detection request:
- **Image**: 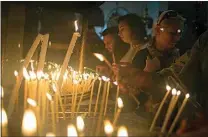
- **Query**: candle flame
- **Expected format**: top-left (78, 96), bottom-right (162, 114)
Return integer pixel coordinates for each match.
top-left (76, 116), bottom-right (85, 132)
top-left (63, 71), bottom-right (68, 80)
top-left (29, 71), bottom-right (36, 80)
top-left (166, 85), bottom-right (171, 91)
top-left (23, 67), bottom-right (30, 80)
top-left (27, 98), bottom-right (37, 107)
top-left (22, 109), bottom-right (37, 136)
top-left (171, 88), bottom-right (177, 95)
top-left (37, 71), bottom-right (43, 80)
top-left (94, 53), bottom-right (104, 61)
top-left (101, 76), bottom-right (110, 82)
top-left (74, 20), bottom-right (78, 32)
top-left (1, 108), bottom-right (8, 126)
top-left (18, 43), bottom-right (21, 48)
top-left (177, 90), bottom-right (181, 96)
top-left (113, 81), bottom-right (118, 85)
top-left (44, 73), bottom-right (49, 79)
top-left (186, 93), bottom-right (190, 98)
top-left (67, 124), bottom-right (78, 137)
top-left (46, 93), bottom-right (52, 101)
top-left (14, 70), bottom-right (18, 77)
top-left (1, 86), bottom-right (4, 98)
top-left (117, 126), bottom-right (128, 137)
top-left (46, 132), bottom-right (55, 137)
top-left (73, 79), bottom-right (79, 85)
top-left (104, 120), bottom-right (114, 135)
top-left (52, 83), bottom-right (57, 92)
top-left (117, 97), bottom-right (124, 108)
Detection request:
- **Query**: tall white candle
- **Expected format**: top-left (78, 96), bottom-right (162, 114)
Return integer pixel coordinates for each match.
top-left (149, 85), bottom-right (171, 132)
top-left (168, 93), bottom-right (190, 135)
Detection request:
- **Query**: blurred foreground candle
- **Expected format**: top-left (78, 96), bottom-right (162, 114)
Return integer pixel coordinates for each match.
top-left (1, 108), bottom-right (8, 136)
top-left (113, 97), bottom-right (124, 126)
top-left (76, 116), bottom-right (85, 136)
top-left (117, 126), bottom-right (128, 137)
top-left (46, 132), bottom-right (55, 137)
top-left (168, 93), bottom-right (190, 135)
top-left (22, 109), bottom-right (37, 136)
top-left (67, 124), bottom-right (78, 137)
top-left (149, 85), bottom-right (171, 132)
top-left (23, 68), bottom-right (30, 109)
top-left (104, 120), bottom-right (114, 136)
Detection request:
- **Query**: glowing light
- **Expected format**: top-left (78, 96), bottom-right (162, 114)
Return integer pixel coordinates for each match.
top-left (14, 70), bottom-right (18, 77)
top-left (171, 88), bottom-right (177, 95)
top-left (67, 124), bottom-right (78, 137)
top-left (76, 116), bottom-right (85, 132)
top-left (27, 98), bottom-right (37, 107)
top-left (93, 53), bottom-right (104, 61)
top-left (166, 85), bottom-right (171, 91)
top-left (46, 132), bottom-right (55, 137)
top-left (1, 108), bottom-right (8, 127)
top-left (23, 68), bottom-right (30, 80)
top-left (104, 120), bottom-right (114, 135)
top-left (46, 93), bottom-right (52, 101)
top-left (74, 20), bottom-right (78, 32)
top-left (186, 93), bottom-right (190, 98)
top-left (22, 109), bottom-right (37, 136)
top-left (117, 97), bottom-right (124, 109)
top-left (117, 126), bottom-right (128, 137)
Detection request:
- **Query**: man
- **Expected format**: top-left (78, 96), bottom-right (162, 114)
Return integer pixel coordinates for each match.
top-left (96, 27), bottom-right (129, 76)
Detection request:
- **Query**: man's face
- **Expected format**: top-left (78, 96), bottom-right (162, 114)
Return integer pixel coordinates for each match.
top-left (103, 34), bottom-right (115, 53)
top-left (118, 20), bottom-right (133, 44)
top-left (156, 20), bottom-right (183, 50)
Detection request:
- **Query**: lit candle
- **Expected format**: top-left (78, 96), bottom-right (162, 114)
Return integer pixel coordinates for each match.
top-left (94, 77), bottom-right (102, 116)
top-left (23, 68), bottom-right (30, 109)
top-left (117, 126), bottom-right (128, 137)
top-left (113, 81), bottom-right (119, 118)
top-left (57, 20), bottom-right (80, 90)
top-left (76, 116), bottom-right (85, 136)
top-left (46, 93), bottom-right (56, 134)
top-left (149, 85), bottom-right (171, 132)
top-left (96, 76), bottom-right (109, 136)
top-left (113, 97), bottom-right (124, 127)
top-left (67, 124), bottom-right (78, 137)
top-left (88, 77), bottom-right (96, 116)
top-left (1, 108), bottom-right (8, 136)
top-left (104, 81), bottom-right (111, 116)
top-left (7, 34), bottom-right (42, 117)
top-left (161, 88), bottom-right (177, 133)
top-left (168, 93), bottom-right (190, 135)
top-left (22, 109), bottom-right (37, 136)
top-left (93, 53), bottom-right (112, 70)
top-left (104, 120), bottom-right (114, 137)
top-left (37, 34), bottom-right (49, 72)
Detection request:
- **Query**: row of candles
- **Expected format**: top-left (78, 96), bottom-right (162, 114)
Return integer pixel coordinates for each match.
top-left (1, 80), bottom-right (126, 136)
top-left (149, 85), bottom-right (190, 135)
